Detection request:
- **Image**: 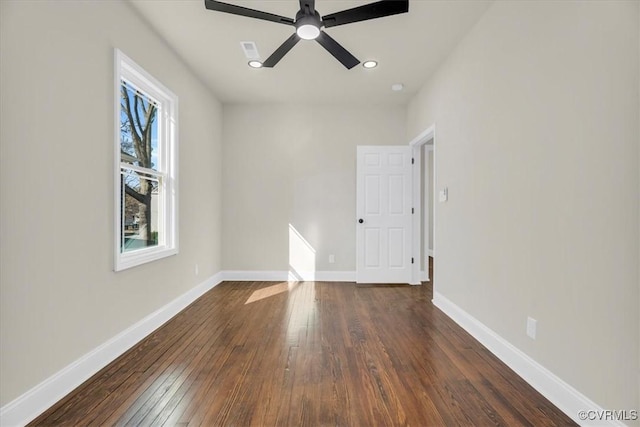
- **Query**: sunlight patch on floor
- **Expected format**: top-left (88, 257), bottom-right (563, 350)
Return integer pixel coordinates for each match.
top-left (245, 281), bottom-right (301, 304)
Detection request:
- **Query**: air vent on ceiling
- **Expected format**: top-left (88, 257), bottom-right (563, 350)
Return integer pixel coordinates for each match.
top-left (240, 41), bottom-right (260, 60)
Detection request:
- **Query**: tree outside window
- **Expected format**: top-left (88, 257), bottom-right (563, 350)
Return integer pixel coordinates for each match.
top-left (120, 81), bottom-right (159, 251)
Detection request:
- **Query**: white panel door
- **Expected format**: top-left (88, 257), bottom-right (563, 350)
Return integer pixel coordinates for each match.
top-left (356, 146), bottom-right (413, 283)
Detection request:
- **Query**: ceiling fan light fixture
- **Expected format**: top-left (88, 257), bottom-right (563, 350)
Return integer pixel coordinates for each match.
top-left (362, 60), bottom-right (378, 69)
top-left (205, 0), bottom-right (409, 68)
top-left (296, 23), bottom-right (320, 40)
top-left (248, 60), bottom-right (263, 68)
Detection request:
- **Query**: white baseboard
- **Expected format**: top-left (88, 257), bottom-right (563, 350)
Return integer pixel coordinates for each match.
top-left (222, 270), bottom-right (289, 281)
top-left (0, 272), bottom-right (224, 427)
top-left (222, 270), bottom-right (356, 282)
top-left (432, 292), bottom-right (626, 427)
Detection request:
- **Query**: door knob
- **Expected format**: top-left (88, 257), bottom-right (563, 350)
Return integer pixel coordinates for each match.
top-left (358, 218), bottom-right (364, 224)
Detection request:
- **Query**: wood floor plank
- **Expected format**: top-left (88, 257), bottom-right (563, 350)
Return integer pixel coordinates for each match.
top-left (30, 260), bottom-right (577, 427)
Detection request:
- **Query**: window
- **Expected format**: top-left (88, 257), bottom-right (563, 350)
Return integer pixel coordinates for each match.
top-left (114, 49), bottom-right (178, 271)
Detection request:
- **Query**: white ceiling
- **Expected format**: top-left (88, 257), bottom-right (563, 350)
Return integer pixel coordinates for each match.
top-left (129, 0), bottom-right (492, 105)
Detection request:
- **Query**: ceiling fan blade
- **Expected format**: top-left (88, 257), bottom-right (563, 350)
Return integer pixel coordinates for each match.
top-left (299, 0), bottom-right (315, 14)
top-left (322, 0), bottom-right (408, 28)
top-left (262, 33), bottom-right (301, 68)
top-left (204, 0), bottom-right (294, 25)
top-left (316, 32), bottom-right (360, 69)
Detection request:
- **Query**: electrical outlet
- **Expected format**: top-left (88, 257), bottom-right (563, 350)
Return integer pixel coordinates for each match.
top-left (526, 317), bottom-right (537, 340)
top-left (329, 254), bottom-right (335, 264)
top-left (195, 263), bottom-right (199, 276)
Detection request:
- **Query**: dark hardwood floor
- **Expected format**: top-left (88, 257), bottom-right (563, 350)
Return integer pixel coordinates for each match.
top-left (31, 260), bottom-right (576, 426)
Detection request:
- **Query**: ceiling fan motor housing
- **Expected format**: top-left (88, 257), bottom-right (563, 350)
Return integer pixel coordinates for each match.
top-left (295, 10), bottom-right (322, 39)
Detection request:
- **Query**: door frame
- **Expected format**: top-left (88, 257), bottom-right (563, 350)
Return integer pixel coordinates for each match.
top-left (409, 124), bottom-right (436, 285)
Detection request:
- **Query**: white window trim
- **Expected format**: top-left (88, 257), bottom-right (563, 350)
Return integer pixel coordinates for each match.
top-left (114, 49), bottom-right (179, 271)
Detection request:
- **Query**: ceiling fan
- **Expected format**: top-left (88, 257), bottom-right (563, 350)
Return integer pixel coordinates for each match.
top-left (204, 0), bottom-right (409, 69)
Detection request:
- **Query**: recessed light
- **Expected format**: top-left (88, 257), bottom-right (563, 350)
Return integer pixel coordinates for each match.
top-left (391, 83), bottom-right (404, 92)
top-left (362, 60), bottom-right (378, 69)
top-left (248, 60), bottom-right (263, 68)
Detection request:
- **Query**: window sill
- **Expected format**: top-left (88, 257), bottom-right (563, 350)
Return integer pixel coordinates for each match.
top-left (115, 246), bottom-right (178, 271)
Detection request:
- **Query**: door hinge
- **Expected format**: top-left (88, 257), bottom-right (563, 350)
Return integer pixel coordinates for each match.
top-left (411, 157), bottom-right (415, 165)
top-left (411, 257), bottom-right (414, 264)
top-left (411, 207), bottom-right (414, 214)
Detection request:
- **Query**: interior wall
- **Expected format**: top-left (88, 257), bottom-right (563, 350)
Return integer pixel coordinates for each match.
top-left (407, 0), bottom-right (639, 416)
top-left (222, 104), bottom-right (406, 273)
top-left (0, 0), bottom-right (223, 406)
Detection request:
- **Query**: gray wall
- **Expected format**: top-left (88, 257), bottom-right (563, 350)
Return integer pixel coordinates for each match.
top-left (407, 0), bottom-right (639, 416)
top-left (0, 0), bottom-right (223, 405)
top-left (222, 104), bottom-right (406, 272)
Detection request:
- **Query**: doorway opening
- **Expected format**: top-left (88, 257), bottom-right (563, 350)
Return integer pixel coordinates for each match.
top-left (409, 125), bottom-right (435, 284)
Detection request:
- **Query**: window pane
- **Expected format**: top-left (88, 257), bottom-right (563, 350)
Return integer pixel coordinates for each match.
top-left (121, 169), bottom-right (160, 253)
top-left (120, 80), bottom-right (159, 171)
